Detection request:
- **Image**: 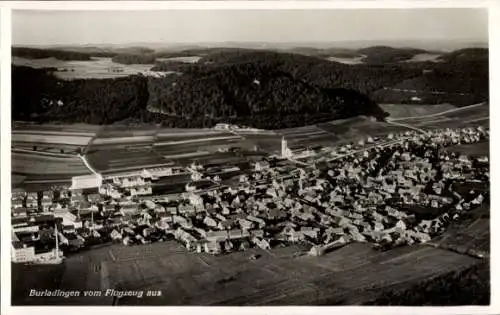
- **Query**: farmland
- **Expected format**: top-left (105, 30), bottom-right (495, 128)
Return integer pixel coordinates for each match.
top-left (10, 102), bottom-right (491, 305)
top-left (325, 55), bottom-right (365, 65)
top-left (12, 151), bottom-right (90, 176)
top-left (404, 53), bottom-right (443, 63)
top-left (428, 204), bottom-right (489, 258)
top-left (87, 148), bottom-right (171, 174)
top-left (11, 126), bottom-right (98, 188)
top-left (278, 116), bottom-right (411, 152)
top-left (392, 102), bottom-right (489, 130)
top-left (444, 141), bottom-right (489, 157)
top-left (11, 103), bottom-right (489, 192)
top-left (11, 125), bottom-right (98, 156)
top-left (157, 56), bottom-right (202, 63)
top-left (12, 56), bottom-right (158, 80)
top-left (379, 103), bottom-right (456, 119)
top-left (12, 236), bottom-right (487, 306)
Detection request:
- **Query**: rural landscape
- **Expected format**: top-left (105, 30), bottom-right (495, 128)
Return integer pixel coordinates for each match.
top-left (9, 9), bottom-right (490, 306)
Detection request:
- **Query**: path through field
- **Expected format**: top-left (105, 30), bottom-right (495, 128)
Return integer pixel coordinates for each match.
top-left (388, 102), bottom-right (486, 121)
top-left (385, 119), bottom-right (429, 135)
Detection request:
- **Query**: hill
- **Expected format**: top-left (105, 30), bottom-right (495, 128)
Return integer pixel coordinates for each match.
top-left (12, 62), bottom-right (386, 128)
top-left (357, 46), bottom-right (428, 64)
top-left (147, 61), bottom-right (386, 128)
top-left (12, 47), bottom-right (93, 61)
top-left (12, 47), bottom-right (489, 128)
top-left (12, 66), bottom-right (152, 125)
top-left (438, 48), bottom-right (488, 63)
top-left (370, 48), bottom-right (489, 105)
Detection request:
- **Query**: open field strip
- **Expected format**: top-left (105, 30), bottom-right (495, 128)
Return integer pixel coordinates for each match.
top-left (12, 148), bottom-right (77, 158)
top-left (157, 130), bottom-right (232, 137)
top-left (156, 134), bottom-right (231, 141)
top-left (83, 241), bottom-right (482, 306)
top-left (91, 136), bottom-right (155, 145)
top-left (231, 129), bottom-right (278, 136)
top-left (280, 130), bottom-right (331, 139)
top-left (85, 147), bottom-right (171, 171)
top-left (107, 158), bottom-right (172, 170)
top-left (464, 117), bottom-right (489, 124)
top-left (12, 151), bottom-right (91, 175)
top-left (161, 151), bottom-right (211, 159)
top-left (12, 130), bottom-right (96, 137)
top-left (12, 151), bottom-right (84, 162)
top-left (385, 119), bottom-right (429, 135)
top-left (382, 87), bottom-right (473, 96)
top-left (390, 102), bottom-right (487, 121)
top-left (153, 135), bottom-right (242, 146)
top-left (157, 129), bottom-right (230, 136)
top-left (382, 103), bottom-right (488, 131)
top-left (12, 133), bottom-right (93, 146)
top-left (12, 122), bottom-right (102, 133)
top-left (22, 178), bottom-right (74, 184)
top-left (379, 104), bottom-right (457, 119)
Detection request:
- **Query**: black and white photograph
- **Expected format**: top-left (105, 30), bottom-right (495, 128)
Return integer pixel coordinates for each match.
top-left (6, 5), bottom-right (492, 308)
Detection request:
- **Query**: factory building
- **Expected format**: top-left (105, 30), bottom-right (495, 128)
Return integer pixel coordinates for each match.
top-left (70, 174), bottom-right (103, 191)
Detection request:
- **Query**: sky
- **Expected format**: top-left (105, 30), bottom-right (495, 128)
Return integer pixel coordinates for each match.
top-left (13, 9), bottom-right (488, 48)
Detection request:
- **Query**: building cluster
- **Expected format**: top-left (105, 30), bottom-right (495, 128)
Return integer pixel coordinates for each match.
top-left (11, 126), bottom-right (489, 262)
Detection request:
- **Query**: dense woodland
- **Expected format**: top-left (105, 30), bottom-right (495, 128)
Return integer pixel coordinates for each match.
top-left (111, 53), bottom-right (156, 64)
top-left (12, 47), bottom-right (489, 128)
top-left (12, 47), bottom-right (92, 61)
top-left (12, 66), bottom-right (153, 124)
top-left (357, 46), bottom-right (428, 64)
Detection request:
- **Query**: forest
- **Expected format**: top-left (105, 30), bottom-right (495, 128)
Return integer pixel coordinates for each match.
top-left (13, 63), bottom-right (385, 128)
top-left (12, 66), bottom-right (151, 124)
top-left (12, 47), bottom-right (489, 128)
top-left (12, 47), bottom-right (92, 61)
top-left (111, 53), bottom-right (157, 64)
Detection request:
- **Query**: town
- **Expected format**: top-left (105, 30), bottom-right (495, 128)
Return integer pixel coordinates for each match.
top-left (11, 125), bottom-right (489, 263)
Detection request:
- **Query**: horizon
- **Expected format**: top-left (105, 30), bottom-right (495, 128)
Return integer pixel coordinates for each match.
top-left (14, 39), bottom-right (489, 53)
top-left (13, 9), bottom-right (488, 50)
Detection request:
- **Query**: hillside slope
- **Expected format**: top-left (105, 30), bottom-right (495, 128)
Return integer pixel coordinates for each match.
top-left (12, 47), bottom-right (489, 128)
top-left (147, 61), bottom-right (386, 128)
top-left (12, 62), bottom-right (385, 128)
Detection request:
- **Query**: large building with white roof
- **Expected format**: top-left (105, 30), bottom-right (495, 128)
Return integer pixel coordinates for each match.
top-left (70, 174), bottom-right (103, 190)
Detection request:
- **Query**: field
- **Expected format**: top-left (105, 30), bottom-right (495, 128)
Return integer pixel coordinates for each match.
top-left (11, 102), bottom-right (491, 305)
top-left (12, 133), bottom-right (93, 147)
top-left (278, 116), bottom-right (412, 152)
top-left (445, 141), bottom-right (489, 157)
top-left (325, 55), bottom-right (365, 65)
top-left (13, 56), bottom-right (158, 80)
top-left (88, 148), bottom-right (171, 174)
top-left (157, 56), bottom-right (202, 63)
top-left (12, 123), bottom-right (102, 133)
top-left (429, 204), bottom-right (489, 258)
top-left (10, 130), bottom-right (94, 188)
top-left (379, 103), bottom-right (456, 119)
top-left (12, 237), bottom-right (487, 306)
top-left (404, 53), bottom-right (443, 63)
top-left (393, 102), bottom-right (489, 129)
top-left (12, 125), bottom-right (98, 157)
top-left (12, 103), bottom-right (489, 189)
top-left (12, 151), bottom-right (90, 176)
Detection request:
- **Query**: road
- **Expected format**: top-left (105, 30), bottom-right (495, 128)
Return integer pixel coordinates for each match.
top-left (78, 154), bottom-right (101, 176)
top-left (388, 102), bottom-right (487, 121)
top-left (385, 119), bottom-right (429, 135)
top-left (382, 87), bottom-right (473, 96)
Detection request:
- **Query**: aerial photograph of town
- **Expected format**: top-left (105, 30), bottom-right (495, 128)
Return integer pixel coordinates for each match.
top-left (8, 7), bottom-right (490, 306)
